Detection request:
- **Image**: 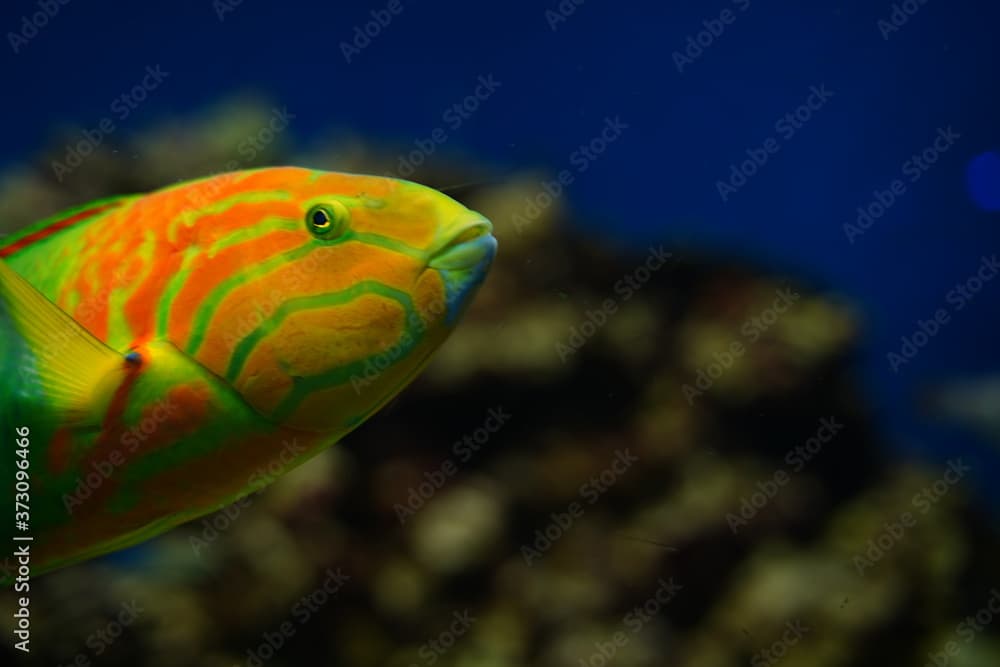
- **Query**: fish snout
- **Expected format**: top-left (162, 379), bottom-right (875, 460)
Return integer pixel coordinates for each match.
top-left (428, 213), bottom-right (497, 271)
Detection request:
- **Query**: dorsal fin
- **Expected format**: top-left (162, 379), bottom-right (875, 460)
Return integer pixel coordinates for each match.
top-left (0, 259), bottom-right (126, 425)
top-left (0, 195), bottom-right (137, 258)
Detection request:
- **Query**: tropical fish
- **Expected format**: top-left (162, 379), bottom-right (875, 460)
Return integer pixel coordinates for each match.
top-left (0, 166), bottom-right (496, 581)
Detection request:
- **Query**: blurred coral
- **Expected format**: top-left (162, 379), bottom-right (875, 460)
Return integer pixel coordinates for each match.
top-left (1, 101), bottom-right (998, 667)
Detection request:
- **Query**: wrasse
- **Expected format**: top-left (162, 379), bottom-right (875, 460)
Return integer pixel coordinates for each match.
top-left (0, 167), bottom-right (496, 580)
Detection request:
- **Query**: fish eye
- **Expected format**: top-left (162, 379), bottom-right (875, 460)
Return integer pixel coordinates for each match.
top-left (312, 208), bottom-right (331, 229)
top-left (306, 202), bottom-right (349, 239)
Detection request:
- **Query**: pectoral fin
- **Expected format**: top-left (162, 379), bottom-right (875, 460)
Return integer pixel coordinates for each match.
top-left (0, 259), bottom-right (125, 425)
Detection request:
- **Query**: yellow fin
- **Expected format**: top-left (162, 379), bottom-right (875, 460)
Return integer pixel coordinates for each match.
top-left (0, 260), bottom-right (124, 425)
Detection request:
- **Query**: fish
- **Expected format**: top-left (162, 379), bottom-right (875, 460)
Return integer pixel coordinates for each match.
top-left (0, 166), bottom-right (497, 581)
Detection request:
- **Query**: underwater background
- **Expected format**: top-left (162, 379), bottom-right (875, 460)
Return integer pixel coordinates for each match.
top-left (2, 0), bottom-right (1000, 665)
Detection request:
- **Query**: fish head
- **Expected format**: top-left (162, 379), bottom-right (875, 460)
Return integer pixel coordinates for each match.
top-left (192, 167), bottom-right (496, 433)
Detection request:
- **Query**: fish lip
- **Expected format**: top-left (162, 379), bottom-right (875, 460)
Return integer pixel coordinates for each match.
top-left (428, 217), bottom-right (496, 271)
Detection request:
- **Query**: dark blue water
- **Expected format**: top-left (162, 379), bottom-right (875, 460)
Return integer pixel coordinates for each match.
top-left (1, 0), bottom-right (999, 497)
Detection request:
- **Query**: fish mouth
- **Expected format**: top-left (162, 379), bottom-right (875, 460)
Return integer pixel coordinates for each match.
top-left (428, 215), bottom-right (497, 271)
